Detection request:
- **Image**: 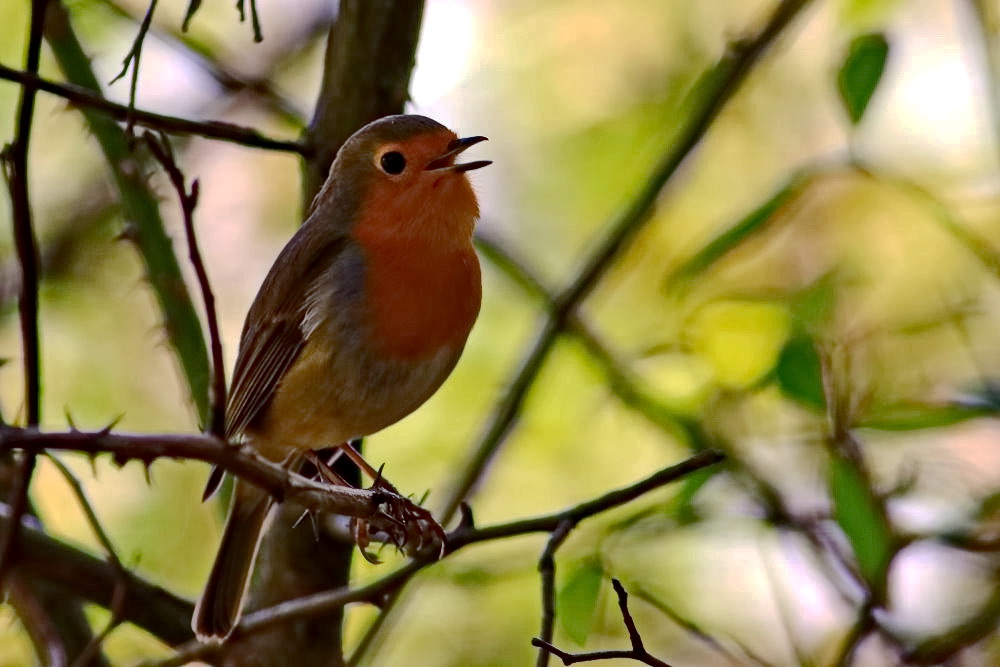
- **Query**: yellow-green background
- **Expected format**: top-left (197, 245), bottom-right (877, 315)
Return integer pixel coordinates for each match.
top-left (2, 0), bottom-right (999, 664)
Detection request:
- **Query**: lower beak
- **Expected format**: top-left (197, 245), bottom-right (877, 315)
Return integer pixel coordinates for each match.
top-left (426, 136), bottom-right (491, 172)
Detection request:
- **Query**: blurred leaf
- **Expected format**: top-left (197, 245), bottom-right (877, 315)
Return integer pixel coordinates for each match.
top-left (558, 559), bottom-right (604, 646)
top-left (672, 465), bottom-right (714, 525)
top-left (668, 172), bottom-right (810, 288)
top-left (775, 334), bottom-right (825, 411)
top-left (790, 271), bottom-right (840, 327)
top-left (837, 33), bottom-right (889, 124)
top-left (828, 454), bottom-right (894, 601)
top-left (689, 301), bottom-right (791, 388)
top-left (860, 402), bottom-right (990, 431)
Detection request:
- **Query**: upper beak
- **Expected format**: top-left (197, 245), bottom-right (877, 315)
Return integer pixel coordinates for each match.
top-left (425, 136), bottom-right (491, 173)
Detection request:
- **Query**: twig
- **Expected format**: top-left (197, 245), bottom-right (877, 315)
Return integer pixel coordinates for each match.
top-left (0, 0), bottom-right (49, 592)
top-left (531, 579), bottom-right (672, 667)
top-left (236, 0), bottom-right (264, 42)
top-left (441, 0), bottom-right (816, 523)
top-left (181, 0), bottom-right (201, 32)
top-left (50, 447), bottom-right (131, 665)
top-left (0, 63), bottom-right (306, 153)
top-left (96, 0), bottom-right (311, 129)
top-left (44, 454), bottom-right (125, 574)
top-left (142, 132), bottom-right (227, 435)
top-left (629, 585), bottom-right (745, 664)
top-left (71, 578), bottom-right (127, 667)
top-left (536, 520), bottom-right (574, 667)
top-left (109, 0), bottom-right (157, 135)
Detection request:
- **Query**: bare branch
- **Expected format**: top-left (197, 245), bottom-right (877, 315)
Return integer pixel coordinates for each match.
top-left (110, 0), bottom-right (158, 135)
top-left (142, 132), bottom-right (227, 435)
top-left (0, 0), bottom-right (49, 611)
top-left (0, 62), bottom-right (306, 153)
top-left (531, 580), bottom-right (673, 667)
top-left (1, 512), bottom-right (193, 646)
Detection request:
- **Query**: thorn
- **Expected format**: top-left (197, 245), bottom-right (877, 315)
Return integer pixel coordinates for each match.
top-left (96, 415), bottom-right (124, 437)
top-left (458, 502), bottom-right (476, 530)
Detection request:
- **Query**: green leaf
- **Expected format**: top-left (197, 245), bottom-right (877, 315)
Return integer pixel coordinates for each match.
top-left (828, 454), bottom-right (895, 602)
top-left (668, 172), bottom-right (810, 289)
top-left (860, 402), bottom-right (990, 431)
top-left (558, 559), bottom-right (604, 646)
top-left (838, 33), bottom-right (890, 124)
top-left (775, 334), bottom-right (825, 411)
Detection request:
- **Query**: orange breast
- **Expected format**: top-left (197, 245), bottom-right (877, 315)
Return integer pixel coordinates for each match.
top-left (361, 242), bottom-right (481, 360)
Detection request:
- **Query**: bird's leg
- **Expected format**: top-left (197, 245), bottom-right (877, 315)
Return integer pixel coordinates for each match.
top-left (304, 449), bottom-right (352, 487)
top-left (336, 441), bottom-right (401, 494)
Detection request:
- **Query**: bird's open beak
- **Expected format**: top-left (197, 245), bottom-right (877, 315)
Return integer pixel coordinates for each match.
top-left (425, 136), bottom-right (491, 173)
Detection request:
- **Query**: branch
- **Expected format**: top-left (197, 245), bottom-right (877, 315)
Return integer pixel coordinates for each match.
top-left (535, 520), bottom-right (573, 667)
top-left (0, 426), bottom-right (435, 529)
top-left (0, 511), bottom-right (193, 646)
top-left (109, 0), bottom-right (157, 135)
top-left (0, 62), bottom-right (306, 153)
top-left (440, 0), bottom-right (816, 522)
top-left (155, 451), bottom-right (722, 666)
top-left (142, 132), bottom-right (227, 435)
top-left (0, 0), bottom-right (48, 630)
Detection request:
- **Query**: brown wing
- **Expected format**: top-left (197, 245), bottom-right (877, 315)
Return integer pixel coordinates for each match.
top-left (224, 228), bottom-right (351, 441)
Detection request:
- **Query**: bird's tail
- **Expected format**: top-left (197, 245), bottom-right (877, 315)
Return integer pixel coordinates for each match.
top-left (192, 481), bottom-right (273, 642)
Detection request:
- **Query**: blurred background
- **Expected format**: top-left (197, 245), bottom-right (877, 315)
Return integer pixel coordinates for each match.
top-left (2, 0), bottom-right (1000, 664)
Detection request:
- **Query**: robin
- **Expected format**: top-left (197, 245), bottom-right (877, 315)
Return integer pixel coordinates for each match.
top-left (193, 114), bottom-right (490, 641)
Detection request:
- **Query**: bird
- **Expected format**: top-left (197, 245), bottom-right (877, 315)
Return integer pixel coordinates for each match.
top-left (192, 114), bottom-right (490, 642)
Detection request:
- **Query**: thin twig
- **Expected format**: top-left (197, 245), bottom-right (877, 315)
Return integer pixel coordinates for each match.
top-left (0, 0), bottom-right (50, 591)
top-left (235, 0), bottom-right (264, 42)
top-left (531, 579), bottom-right (672, 667)
top-left (96, 0), bottom-right (311, 128)
top-left (441, 0), bottom-right (816, 523)
top-left (44, 454), bottom-right (125, 574)
top-left (142, 132), bottom-right (227, 435)
top-left (629, 585), bottom-right (746, 664)
top-left (0, 63), bottom-right (306, 153)
top-left (536, 520), bottom-right (574, 667)
top-left (109, 0), bottom-right (157, 135)
top-left (47, 453), bottom-right (130, 667)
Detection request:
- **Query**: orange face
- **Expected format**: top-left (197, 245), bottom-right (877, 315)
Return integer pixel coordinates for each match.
top-left (352, 128), bottom-right (489, 249)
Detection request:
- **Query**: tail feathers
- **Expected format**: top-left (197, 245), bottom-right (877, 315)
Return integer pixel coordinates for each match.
top-left (193, 485), bottom-right (272, 642)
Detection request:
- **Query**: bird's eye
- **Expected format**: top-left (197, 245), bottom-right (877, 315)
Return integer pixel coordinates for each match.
top-left (379, 151), bottom-right (406, 175)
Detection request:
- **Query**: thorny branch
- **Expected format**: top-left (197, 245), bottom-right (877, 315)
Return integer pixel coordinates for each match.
top-left (143, 132), bottom-right (227, 435)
